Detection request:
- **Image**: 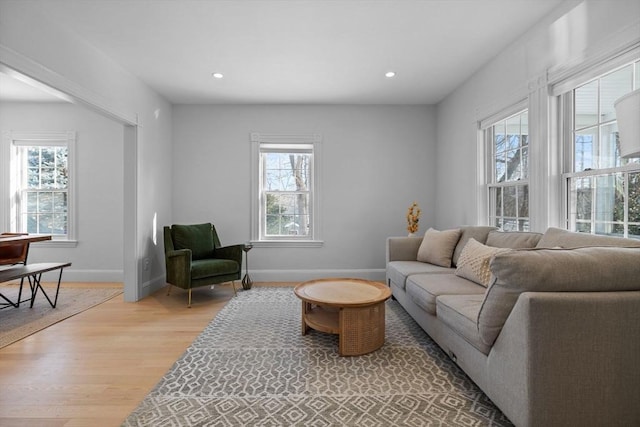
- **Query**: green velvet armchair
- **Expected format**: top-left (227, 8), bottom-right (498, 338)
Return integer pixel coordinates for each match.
top-left (164, 223), bottom-right (243, 307)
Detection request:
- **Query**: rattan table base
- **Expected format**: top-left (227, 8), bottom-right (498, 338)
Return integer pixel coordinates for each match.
top-left (295, 278), bottom-right (391, 356)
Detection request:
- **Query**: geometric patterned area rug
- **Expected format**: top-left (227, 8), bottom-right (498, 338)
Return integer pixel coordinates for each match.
top-left (122, 287), bottom-right (513, 426)
top-left (0, 283), bottom-right (123, 349)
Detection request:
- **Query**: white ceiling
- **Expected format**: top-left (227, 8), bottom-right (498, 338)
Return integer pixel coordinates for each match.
top-left (1, 0), bottom-right (565, 105)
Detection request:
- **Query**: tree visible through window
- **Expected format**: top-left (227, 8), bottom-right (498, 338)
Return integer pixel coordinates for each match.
top-left (487, 110), bottom-right (530, 231)
top-left (250, 133), bottom-right (321, 245)
top-left (263, 150), bottom-right (311, 237)
top-left (3, 131), bottom-right (75, 240)
top-left (19, 145), bottom-right (69, 235)
top-left (565, 60), bottom-right (640, 238)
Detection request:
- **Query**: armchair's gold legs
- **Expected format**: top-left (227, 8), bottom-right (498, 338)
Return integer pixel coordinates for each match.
top-left (168, 282), bottom-right (234, 308)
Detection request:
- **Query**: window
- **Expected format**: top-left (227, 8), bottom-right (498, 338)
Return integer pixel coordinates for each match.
top-left (486, 109), bottom-right (530, 231)
top-left (2, 131), bottom-right (76, 242)
top-left (250, 133), bottom-right (322, 247)
top-left (563, 60), bottom-right (640, 238)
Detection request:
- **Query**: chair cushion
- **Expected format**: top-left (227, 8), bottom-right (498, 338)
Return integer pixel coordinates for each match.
top-left (485, 230), bottom-right (542, 248)
top-left (437, 294), bottom-right (490, 355)
top-left (172, 223), bottom-right (214, 260)
top-left (537, 227), bottom-right (640, 248)
top-left (191, 258), bottom-right (240, 280)
top-left (416, 228), bottom-right (461, 267)
top-left (387, 261), bottom-right (453, 291)
top-left (406, 273), bottom-right (485, 315)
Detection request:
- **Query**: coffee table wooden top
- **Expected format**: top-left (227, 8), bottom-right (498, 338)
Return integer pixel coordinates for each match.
top-left (294, 278), bottom-right (391, 308)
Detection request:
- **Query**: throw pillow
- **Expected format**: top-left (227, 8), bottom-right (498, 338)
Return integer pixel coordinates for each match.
top-left (455, 238), bottom-right (510, 287)
top-left (416, 228), bottom-right (461, 267)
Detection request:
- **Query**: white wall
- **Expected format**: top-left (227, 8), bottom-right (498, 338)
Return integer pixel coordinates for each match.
top-left (0, 102), bottom-right (124, 281)
top-left (0, 1), bottom-right (174, 299)
top-left (172, 105), bottom-right (436, 281)
top-left (435, 0), bottom-right (640, 231)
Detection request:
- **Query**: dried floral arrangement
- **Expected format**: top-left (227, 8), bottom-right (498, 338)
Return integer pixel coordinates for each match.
top-left (406, 202), bottom-right (421, 234)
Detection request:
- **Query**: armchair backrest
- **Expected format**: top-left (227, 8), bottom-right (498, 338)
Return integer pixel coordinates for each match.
top-left (165, 223), bottom-right (222, 260)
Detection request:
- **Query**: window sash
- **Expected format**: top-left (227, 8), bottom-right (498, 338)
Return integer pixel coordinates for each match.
top-left (564, 166), bottom-right (640, 238)
top-left (3, 131), bottom-right (76, 241)
top-left (485, 109), bottom-right (530, 231)
top-left (561, 59), bottom-right (640, 237)
top-left (487, 182), bottom-right (530, 231)
top-left (250, 133), bottom-right (322, 246)
top-left (15, 144), bottom-right (69, 236)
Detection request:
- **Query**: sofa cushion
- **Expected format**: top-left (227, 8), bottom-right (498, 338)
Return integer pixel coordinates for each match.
top-left (191, 258), bottom-right (240, 279)
top-left (406, 273), bottom-right (485, 315)
top-left (537, 227), bottom-right (640, 248)
top-left (417, 228), bottom-right (461, 267)
top-left (478, 246), bottom-right (640, 346)
top-left (455, 238), bottom-right (510, 287)
top-left (387, 261), bottom-right (453, 291)
top-left (485, 230), bottom-right (542, 249)
top-left (452, 226), bottom-right (497, 267)
top-left (436, 294), bottom-right (491, 355)
top-left (172, 223), bottom-right (214, 260)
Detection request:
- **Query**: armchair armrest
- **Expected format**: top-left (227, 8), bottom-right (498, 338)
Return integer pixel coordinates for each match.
top-left (166, 249), bottom-right (191, 287)
top-left (386, 236), bottom-right (423, 263)
top-left (214, 244), bottom-right (244, 265)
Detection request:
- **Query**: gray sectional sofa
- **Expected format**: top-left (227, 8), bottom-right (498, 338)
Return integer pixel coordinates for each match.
top-left (386, 226), bottom-right (640, 427)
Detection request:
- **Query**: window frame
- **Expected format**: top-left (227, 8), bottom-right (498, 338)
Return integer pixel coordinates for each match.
top-left (249, 133), bottom-right (323, 248)
top-left (1, 130), bottom-right (77, 247)
top-left (558, 60), bottom-right (640, 238)
top-left (481, 104), bottom-right (531, 231)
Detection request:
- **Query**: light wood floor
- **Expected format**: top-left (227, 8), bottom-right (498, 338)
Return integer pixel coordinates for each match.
top-left (0, 282), bottom-right (293, 427)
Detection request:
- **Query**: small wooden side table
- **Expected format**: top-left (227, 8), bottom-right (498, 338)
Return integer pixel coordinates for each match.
top-left (294, 278), bottom-right (392, 356)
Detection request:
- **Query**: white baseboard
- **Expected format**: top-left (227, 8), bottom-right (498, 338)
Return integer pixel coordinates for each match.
top-left (131, 274), bottom-right (166, 300)
top-left (41, 269), bottom-right (124, 283)
top-left (39, 268), bottom-right (385, 300)
top-left (247, 269), bottom-right (386, 283)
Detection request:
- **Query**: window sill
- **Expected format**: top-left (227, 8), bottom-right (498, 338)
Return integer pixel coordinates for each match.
top-left (250, 240), bottom-right (324, 248)
top-left (31, 240), bottom-right (78, 248)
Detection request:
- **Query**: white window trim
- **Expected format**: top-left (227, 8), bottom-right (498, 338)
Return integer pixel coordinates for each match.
top-left (250, 133), bottom-right (323, 248)
top-left (1, 130), bottom-right (77, 247)
top-left (478, 100), bottom-right (530, 229)
top-left (555, 59), bottom-right (640, 237)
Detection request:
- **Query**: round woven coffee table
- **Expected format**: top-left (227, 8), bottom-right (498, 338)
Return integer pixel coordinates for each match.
top-left (294, 278), bottom-right (392, 356)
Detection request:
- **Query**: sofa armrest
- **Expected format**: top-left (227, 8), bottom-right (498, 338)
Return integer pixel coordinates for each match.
top-left (386, 236), bottom-right (423, 263)
top-left (166, 249), bottom-right (191, 287)
top-left (486, 291), bottom-right (640, 427)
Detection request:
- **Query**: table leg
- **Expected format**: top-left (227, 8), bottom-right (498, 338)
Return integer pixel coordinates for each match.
top-left (338, 302), bottom-right (386, 356)
top-left (301, 301), bottom-right (310, 335)
top-left (28, 269), bottom-right (64, 308)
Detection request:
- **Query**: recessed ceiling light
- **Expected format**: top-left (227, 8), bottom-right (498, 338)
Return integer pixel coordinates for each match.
top-left (385, 71), bottom-right (396, 78)
top-left (212, 72), bottom-right (224, 79)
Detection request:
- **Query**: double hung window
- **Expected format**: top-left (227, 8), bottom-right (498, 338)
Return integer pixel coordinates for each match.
top-left (261, 144), bottom-right (312, 238)
top-left (485, 109), bottom-right (530, 231)
top-left (2, 131), bottom-right (75, 241)
top-left (563, 60), bottom-right (640, 238)
top-left (250, 133), bottom-right (322, 246)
